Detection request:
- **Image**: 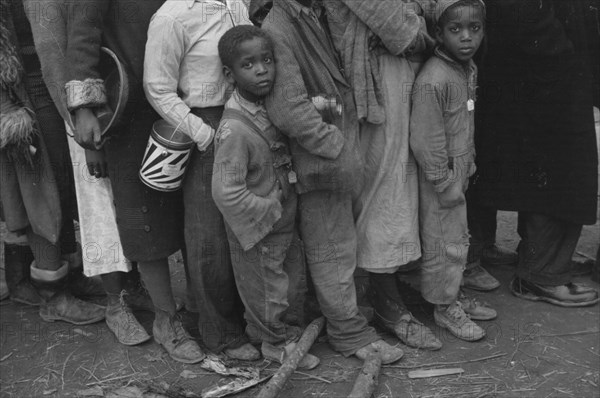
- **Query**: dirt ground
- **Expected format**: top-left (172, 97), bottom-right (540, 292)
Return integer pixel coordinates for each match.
top-left (1, 212), bottom-right (599, 398)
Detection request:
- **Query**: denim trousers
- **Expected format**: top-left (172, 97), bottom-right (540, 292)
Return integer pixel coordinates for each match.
top-left (298, 191), bottom-right (379, 356)
top-left (226, 194), bottom-right (299, 345)
top-left (183, 146), bottom-right (247, 352)
top-left (418, 176), bottom-right (469, 305)
top-left (515, 212), bottom-right (582, 286)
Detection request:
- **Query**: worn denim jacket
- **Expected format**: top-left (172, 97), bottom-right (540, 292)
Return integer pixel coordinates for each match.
top-left (410, 47), bottom-right (477, 192)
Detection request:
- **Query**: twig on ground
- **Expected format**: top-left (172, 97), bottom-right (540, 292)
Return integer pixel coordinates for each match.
top-left (0, 352), bottom-right (14, 362)
top-left (293, 371), bottom-right (332, 384)
top-left (387, 352), bottom-right (507, 369)
top-left (86, 372), bottom-right (146, 386)
top-left (538, 329), bottom-right (599, 338)
top-left (61, 350), bottom-right (77, 390)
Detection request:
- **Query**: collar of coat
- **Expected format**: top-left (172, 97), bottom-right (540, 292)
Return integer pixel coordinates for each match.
top-left (0, 0), bottom-right (24, 89)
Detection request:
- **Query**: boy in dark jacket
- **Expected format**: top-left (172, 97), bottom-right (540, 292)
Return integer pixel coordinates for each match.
top-left (263, 0), bottom-right (403, 364)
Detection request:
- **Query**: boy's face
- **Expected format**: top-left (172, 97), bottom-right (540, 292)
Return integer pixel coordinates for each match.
top-left (223, 37), bottom-right (275, 102)
top-left (436, 5), bottom-right (484, 64)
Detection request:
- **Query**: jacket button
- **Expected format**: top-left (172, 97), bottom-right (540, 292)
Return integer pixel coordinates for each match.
top-left (144, 225), bottom-right (151, 232)
top-left (141, 206), bottom-right (149, 213)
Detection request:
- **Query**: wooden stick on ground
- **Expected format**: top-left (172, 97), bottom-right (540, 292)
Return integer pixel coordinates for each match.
top-left (348, 353), bottom-right (382, 398)
top-left (257, 317), bottom-right (325, 398)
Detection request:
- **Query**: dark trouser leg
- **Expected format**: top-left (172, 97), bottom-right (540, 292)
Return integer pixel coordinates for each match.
top-left (516, 212), bottom-right (581, 286)
top-left (183, 148), bottom-right (246, 352)
top-left (30, 99), bottom-right (77, 255)
top-left (466, 190), bottom-right (497, 265)
top-left (298, 191), bottom-right (379, 356)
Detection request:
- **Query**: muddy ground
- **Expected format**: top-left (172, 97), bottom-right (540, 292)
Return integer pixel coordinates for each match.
top-left (1, 212), bottom-right (598, 398)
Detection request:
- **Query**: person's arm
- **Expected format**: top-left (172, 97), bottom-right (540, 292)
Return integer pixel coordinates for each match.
top-left (410, 79), bottom-right (452, 191)
top-left (143, 14), bottom-right (214, 151)
top-left (212, 123), bottom-right (283, 250)
top-left (341, 0), bottom-right (421, 55)
top-left (63, 0), bottom-right (110, 150)
top-left (263, 27), bottom-right (345, 160)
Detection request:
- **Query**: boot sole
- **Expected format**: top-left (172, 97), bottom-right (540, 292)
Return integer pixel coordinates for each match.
top-left (374, 313), bottom-right (442, 351)
top-left (510, 279), bottom-right (600, 308)
top-left (40, 313), bottom-right (105, 325)
top-left (156, 342), bottom-right (206, 364)
top-left (434, 315), bottom-right (485, 342)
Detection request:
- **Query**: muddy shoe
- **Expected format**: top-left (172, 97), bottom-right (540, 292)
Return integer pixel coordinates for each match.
top-left (106, 293), bottom-right (151, 346)
top-left (39, 292), bottom-right (105, 325)
top-left (458, 290), bottom-right (497, 321)
top-left (9, 281), bottom-right (41, 306)
top-left (434, 302), bottom-right (485, 342)
top-left (262, 341), bottom-right (320, 370)
top-left (225, 343), bottom-right (261, 361)
top-left (69, 271), bottom-right (106, 300)
top-left (153, 316), bottom-right (205, 364)
top-left (482, 244), bottom-right (518, 266)
top-left (510, 277), bottom-right (599, 308)
top-left (462, 263), bottom-right (500, 291)
top-left (375, 311), bottom-right (442, 350)
top-left (355, 340), bottom-right (404, 365)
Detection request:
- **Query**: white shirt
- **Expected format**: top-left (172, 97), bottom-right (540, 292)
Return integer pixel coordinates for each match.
top-left (144, 0), bottom-right (251, 150)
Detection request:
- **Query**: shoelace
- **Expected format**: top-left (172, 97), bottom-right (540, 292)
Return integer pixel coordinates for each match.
top-left (446, 302), bottom-right (470, 326)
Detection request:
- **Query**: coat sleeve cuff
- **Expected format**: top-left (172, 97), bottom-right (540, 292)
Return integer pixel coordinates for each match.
top-left (65, 79), bottom-right (107, 111)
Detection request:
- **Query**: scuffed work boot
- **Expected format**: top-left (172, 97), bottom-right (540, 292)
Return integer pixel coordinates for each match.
top-left (4, 244), bottom-right (41, 306)
top-left (434, 301), bottom-right (485, 341)
top-left (106, 292), bottom-right (151, 346)
top-left (458, 289), bottom-right (497, 321)
top-left (355, 340), bottom-right (404, 365)
top-left (462, 262), bottom-right (500, 291)
top-left (153, 313), bottom-right (205, 364)
top-left (31, 261), bottom-right (105, 325)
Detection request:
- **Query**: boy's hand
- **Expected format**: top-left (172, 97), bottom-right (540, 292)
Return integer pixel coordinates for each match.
top-left (267, 181), bottom-right (283, 203)
top-left (85, 148), bottom-right (108, 178)
top-left (74, 108), bottom-right (103, 150)
top-left (438, 180), bottom-right (464, 208)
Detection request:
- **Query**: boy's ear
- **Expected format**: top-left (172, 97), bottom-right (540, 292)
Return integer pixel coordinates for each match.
top-left (223, 66), bottom-right (235, 84)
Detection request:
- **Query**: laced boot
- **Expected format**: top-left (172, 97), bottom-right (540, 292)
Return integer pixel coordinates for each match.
top-left (355, 339), bottom-right (404, 365)
top-left (368, 278), bottom-right (441, 351)
top-left (153, 312), bottom-right (205, 363)
top-left (434, 301), bottom-right (485, 341)
top-left (31, 261), bottom-right (105, 325)
top-left (458, 289), bottom-right (497, 321)
top-left (4, 244), bottom-right (40, 306)
top-left (106, 291), bottom-right (151, 345)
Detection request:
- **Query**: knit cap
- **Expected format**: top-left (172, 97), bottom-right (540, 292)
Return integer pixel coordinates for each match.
top-left (434, 0), bottom-right (485, 24)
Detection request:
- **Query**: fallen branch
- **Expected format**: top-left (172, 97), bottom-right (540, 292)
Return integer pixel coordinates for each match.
top-left (408, 368), bottom-right (464, 379)
top-left (538, 329), bottom-right (599, 338)
top-left (386, 352), bottom-right (507, 369)
top-left (257, 317), bottom-right (325, 398)
top-left (348, 353), bottom-right (382, 398)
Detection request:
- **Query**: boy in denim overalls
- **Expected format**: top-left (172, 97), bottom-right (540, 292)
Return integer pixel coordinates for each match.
top-left (411, 0), bottom-right (494, 342)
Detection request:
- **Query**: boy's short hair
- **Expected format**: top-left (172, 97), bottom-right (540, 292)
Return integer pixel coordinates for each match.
top-left (436, 0), bottom-right (486, 27)
top-left (218, 25), bottom-right (274, 68)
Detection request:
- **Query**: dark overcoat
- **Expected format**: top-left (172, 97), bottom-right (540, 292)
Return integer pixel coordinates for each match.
top-left (471, 0), bottom-right (598, 225)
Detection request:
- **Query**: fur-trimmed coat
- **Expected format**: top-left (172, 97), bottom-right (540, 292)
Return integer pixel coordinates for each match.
top-left (0, 0), bottom-right (62, 243)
